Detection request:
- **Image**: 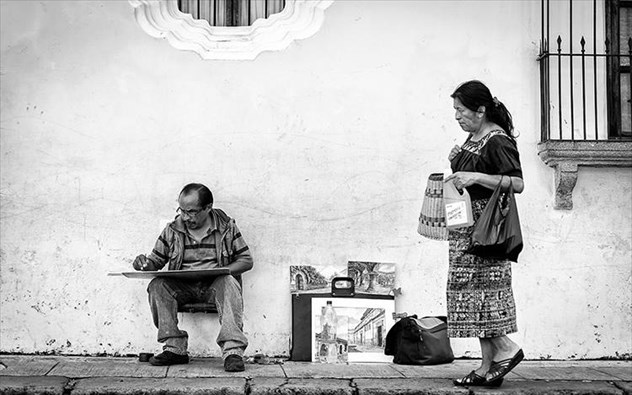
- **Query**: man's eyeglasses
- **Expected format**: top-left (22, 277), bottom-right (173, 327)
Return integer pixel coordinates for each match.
top-left (176, 207), bottom-right (205, 217)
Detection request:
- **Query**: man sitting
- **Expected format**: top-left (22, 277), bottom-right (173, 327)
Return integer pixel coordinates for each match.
top-left (133, 183), bottom-right (253, 372)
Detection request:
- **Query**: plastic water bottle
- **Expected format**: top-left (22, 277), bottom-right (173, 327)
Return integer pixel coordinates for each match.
top-left (320, 301), bottom-right (338, 363)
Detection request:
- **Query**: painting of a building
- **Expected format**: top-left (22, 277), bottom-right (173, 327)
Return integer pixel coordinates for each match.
top-left (312, 298), bottom-right (395, 363)
top-left (349, 308), bottom-right (386, 353)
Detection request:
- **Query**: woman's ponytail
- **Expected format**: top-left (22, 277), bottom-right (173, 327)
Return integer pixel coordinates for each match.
top-left (488, 98), bottom-right (516, 139)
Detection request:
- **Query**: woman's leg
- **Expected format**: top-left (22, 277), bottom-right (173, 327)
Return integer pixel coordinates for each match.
top-left (476, 338), bottom-right (495, 375)
top-left (489, 335), bottom-right (521, 362)
top-left (454, 338), bottom-right (500, 386)
top-left (484, 335), bottom-right (524, 383)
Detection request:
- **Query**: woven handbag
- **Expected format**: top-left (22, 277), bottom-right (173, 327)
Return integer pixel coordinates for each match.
top-left (417, 173), bottom-right (448, 241)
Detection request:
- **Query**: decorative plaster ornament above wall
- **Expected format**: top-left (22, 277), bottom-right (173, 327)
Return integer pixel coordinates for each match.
top-left (129, 0), bottom-right (334, 60)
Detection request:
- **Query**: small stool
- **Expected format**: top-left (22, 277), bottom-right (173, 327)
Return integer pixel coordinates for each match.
top-left (176, 275), bottom-right (242, 314)
top-left (178, 302), bottom-right (218, 314)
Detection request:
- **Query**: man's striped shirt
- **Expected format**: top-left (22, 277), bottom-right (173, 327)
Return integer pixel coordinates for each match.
top-left (148, 217), bottom-right (250, 270)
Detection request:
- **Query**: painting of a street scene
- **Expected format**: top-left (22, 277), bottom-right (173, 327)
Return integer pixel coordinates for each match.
top-left (290, 265), bottom-right (347, 294)
top-left (347, 261), bottom-right (396, 296)
top-left (311, 298), bottom-right (395, 363)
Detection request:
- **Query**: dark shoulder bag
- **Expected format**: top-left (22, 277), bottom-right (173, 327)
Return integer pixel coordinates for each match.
top-left (468, 176), bottom-right (523, 262)
top-left (385, 315), bottom-right (454, 365)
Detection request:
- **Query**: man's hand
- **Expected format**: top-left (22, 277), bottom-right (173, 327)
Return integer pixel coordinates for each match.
top-left (133, 254), bottom-right (149, 271)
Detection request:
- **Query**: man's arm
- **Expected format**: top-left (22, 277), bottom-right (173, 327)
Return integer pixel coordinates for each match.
top-left (226, 250), bottom-right (253, 276)
top-left (226, 223), bottom-right (253, 275)
top-left (132, 227), bottom-right (170, 271)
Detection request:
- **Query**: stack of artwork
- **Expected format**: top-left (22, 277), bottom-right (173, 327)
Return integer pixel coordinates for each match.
top-left (290, 261), bottom-right (395, 295)
top-left (290, 261), bottom-right (396, 363)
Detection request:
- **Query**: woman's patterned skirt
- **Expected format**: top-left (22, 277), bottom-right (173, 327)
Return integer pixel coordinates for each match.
top-left (447, 198), bottom-right (518, 338)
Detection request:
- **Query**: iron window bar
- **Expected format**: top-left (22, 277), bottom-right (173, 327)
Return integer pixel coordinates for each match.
top-left (177, 0), bottom-right (285, 26)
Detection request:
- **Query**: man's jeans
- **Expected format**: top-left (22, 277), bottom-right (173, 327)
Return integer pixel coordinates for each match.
top-left (147, 275), bottom-right (248, 359)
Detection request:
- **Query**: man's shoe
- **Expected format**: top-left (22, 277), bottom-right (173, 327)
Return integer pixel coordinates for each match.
top-left (149, 351), bottom-right (190, 366)
top-left (224, 355), bottom-right (245, 372)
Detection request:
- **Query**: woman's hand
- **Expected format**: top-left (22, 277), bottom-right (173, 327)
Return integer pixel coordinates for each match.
top-left (448, 145), bottom-right (462, 161)
top-left (446, 173), bottom-right (524, 193)
top-left (444, 171), bottom-right (478, 190)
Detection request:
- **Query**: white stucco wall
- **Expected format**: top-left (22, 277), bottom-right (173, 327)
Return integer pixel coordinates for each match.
top-left (1, 0), bottom-right (630, 359)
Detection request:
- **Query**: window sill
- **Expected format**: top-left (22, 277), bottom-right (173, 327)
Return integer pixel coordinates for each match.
top-left (537, 140), bottom-right (632, 209)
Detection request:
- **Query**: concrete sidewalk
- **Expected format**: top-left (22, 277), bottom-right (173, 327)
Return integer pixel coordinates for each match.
top-left (0, 354), bottom-right (630, 395)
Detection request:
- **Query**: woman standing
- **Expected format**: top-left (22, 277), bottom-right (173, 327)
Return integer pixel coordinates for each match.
top-left (444, 80), bottom-right (524, 387)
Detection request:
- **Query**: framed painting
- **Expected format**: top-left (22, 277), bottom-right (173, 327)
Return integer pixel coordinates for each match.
top-left (310, 297), bottom-right (395, 363)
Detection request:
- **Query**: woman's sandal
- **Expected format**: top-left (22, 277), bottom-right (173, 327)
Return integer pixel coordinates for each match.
top-left (485, 349), bottom-right (524, 385)
top-left (453, 370), bottom-right (503, 387)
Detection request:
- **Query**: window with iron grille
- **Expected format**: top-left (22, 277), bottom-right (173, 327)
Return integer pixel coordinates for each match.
top-left (177, 0), bottom-right (286, 27)
top-left (537, 0), bottom-right (631, 210)
top-left (538, 0), bottom-right (631, 141)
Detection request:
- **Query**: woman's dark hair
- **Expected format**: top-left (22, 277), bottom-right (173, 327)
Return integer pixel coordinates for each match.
top-left (451, 80), bottom-right (516, 138)
top-left (180, 183), bottom-right (213, 207)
